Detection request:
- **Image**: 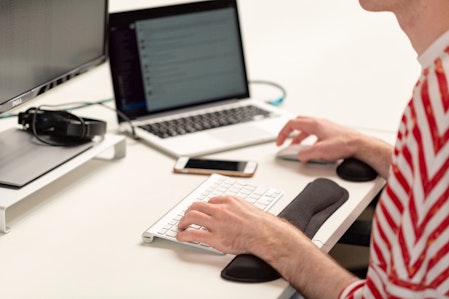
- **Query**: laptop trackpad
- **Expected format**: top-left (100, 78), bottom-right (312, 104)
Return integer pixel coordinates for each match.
top-left (209, 126), bottom-right (273, 143)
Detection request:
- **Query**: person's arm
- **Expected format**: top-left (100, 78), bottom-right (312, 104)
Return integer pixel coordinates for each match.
top-left (176, 196), bottom-right (358, 299)
top-left (276, 117), bottom-right (393, 179)
top-left (349, 133), bottom-right (393, 179)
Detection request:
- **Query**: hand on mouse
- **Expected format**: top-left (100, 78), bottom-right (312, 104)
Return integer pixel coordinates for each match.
top-left (276, 117), bottom-right (363, 163)
top-left (276, 116), bottom-right (393, 178)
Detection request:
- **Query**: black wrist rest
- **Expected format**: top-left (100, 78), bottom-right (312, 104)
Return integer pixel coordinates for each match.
top-left (221, 178), bottom-right (349, 283)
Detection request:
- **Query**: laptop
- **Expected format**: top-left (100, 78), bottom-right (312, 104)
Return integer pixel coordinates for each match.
top-left (108, 0), bottom-right (294, 157)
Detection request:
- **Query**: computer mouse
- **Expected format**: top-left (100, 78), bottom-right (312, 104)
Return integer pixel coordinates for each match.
top-left (336, 158), bottom-right (377, 182)
top-left (275, 144), bottom-right (330, 164)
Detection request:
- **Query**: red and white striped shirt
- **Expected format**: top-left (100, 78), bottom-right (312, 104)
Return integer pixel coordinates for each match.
top-left (340, 31), bottom-right (449, 298)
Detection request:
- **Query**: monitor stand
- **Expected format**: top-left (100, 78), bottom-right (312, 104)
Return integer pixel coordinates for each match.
top-left (0, 128), bottom-right (126, 233)
top-left (0, 128), bottom-right (93, 189)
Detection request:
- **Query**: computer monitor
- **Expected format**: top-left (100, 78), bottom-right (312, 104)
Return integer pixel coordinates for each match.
top-left (0, 0), bottom-right (108, 115)
top-left (0, 0), bottom-right (108, 188)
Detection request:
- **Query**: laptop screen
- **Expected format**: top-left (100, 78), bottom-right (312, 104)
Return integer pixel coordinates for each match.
top-left (109, 0), bottom-right (249, 120)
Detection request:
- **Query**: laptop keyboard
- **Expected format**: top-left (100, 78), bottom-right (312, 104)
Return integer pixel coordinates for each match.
top-left (139, 105), bottom-right (273, 138)
top-left (142, 174), bottom-right (283, 253)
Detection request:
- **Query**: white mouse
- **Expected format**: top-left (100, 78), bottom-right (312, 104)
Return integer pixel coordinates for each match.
top-left (275, 144), bottom-right (331, 164)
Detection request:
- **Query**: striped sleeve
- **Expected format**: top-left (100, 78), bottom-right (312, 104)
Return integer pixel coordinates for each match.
top-left (340, 45), bottom-right (449, 298)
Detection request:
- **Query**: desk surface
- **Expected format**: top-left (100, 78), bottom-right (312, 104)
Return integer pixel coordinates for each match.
top-left (0, 1), bottom-right (418, 298)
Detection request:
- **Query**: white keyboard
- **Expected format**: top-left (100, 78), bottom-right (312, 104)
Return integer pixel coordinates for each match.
top-left (142, 174), bottom-right (283, 253)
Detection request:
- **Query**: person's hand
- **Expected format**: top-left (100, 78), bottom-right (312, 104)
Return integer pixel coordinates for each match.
top-left (276, 116), bottom-right (363, 163)
top-left (176, 196), bottom-right (281, 255)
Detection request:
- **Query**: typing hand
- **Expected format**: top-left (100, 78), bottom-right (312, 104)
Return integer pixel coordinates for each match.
top-left (176, 196), bottom-right (278, 255)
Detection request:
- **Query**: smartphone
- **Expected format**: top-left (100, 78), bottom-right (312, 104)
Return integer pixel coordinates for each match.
top-left (173, 157), bottom-right (258, 177)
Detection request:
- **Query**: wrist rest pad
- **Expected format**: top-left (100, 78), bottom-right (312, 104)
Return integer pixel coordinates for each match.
top-left (221, 178), bottom-right (349, 283)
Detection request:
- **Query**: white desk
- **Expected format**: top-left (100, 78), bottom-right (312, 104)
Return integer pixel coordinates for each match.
top-left (0, 1), bottom-right (419, 298)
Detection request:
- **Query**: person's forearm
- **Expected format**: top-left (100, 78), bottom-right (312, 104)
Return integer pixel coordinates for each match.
top-left (251, 219), bottom-right (358, 299)
top-left (350, 133), bottom-right (393, 179)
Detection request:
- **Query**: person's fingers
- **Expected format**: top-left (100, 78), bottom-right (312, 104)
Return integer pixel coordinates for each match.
top-left (276, 117), bottom-right (319, 146)
top-left (186, 201), bottom-right (215, 215)
top-left (207, 195), bottom-right (247, 206)
top-left (289, 131), bottom-right (310, 145)
top-left (207, 196), bottom-right (236, 204)
top-left (178, 197), bottom-right (242, 231)
top-left (176, 225), bottom-right (211, 243)
top-left (276, 120), bottom-right (296, 146)
top-left (178, 203), bottom-right (213, 230)
top-left (295, 143), bottom-right (319, 162)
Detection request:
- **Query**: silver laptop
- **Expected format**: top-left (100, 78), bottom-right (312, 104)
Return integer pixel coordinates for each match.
top-left (108, 0), bottom-right (294, 157)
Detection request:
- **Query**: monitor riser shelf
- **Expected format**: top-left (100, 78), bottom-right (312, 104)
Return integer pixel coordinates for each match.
top-left (0, 134), bottom-right (126, 233)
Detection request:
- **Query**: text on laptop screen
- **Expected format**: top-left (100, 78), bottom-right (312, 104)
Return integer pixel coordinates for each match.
top-left (109, 1), bottom-right (249, 119)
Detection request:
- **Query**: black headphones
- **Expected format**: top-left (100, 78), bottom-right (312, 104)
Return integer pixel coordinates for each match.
top-left (18, 108), bottom-right (107, 143)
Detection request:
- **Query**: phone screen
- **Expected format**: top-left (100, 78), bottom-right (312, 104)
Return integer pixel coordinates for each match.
top-left (185, 158), bottom-right (247, 171)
